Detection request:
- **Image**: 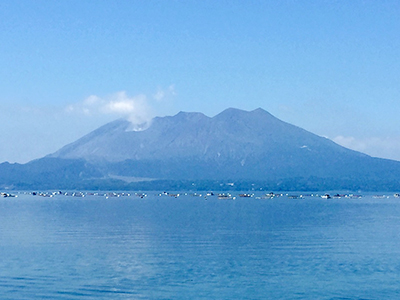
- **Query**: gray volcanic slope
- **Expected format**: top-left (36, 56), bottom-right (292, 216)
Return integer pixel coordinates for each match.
top-left (49, 108), bottom-right (400, 181)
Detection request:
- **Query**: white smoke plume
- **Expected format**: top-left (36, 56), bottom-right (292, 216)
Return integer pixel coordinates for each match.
top-left (66, 91), bottom-right (162, 131)
top-left (66, 86), bottom-right (176, 131)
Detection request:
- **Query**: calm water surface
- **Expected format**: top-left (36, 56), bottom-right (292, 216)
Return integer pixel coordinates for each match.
top-left (1, 193), bottom-right (400, 299)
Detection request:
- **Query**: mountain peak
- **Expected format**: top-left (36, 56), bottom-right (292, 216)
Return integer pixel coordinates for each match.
top-left (174, 111), bottom-right (209, 120)
top-left (251, 107), bottom-right (272, 115)
top-left (214, 107), bottom-right (275, 118)
top-left (5, 106), bottom-right (400, 190)
top-left (214, 107), bottom-right (247, 117)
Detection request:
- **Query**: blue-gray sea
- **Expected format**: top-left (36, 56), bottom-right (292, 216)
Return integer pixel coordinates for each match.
top-left (1, 192), bottom-right (400, 299)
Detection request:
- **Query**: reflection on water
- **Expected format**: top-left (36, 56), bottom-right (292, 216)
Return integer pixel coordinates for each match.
top-left (1, 193), bottom-right (400, 299)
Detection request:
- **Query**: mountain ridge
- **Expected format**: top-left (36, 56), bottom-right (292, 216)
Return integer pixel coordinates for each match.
top-left (51, 107), bottom-right (366, 163)
top-left (1, 107), bottom-right (400, 191)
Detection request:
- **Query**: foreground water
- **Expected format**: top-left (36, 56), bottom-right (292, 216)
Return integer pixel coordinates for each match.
top-left (1, 192), bottom-right (400, 299)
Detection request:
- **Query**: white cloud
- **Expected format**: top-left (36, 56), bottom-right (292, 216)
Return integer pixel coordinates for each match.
top-left (153, 90), bottom-right (165, 101)
top-left (333, 136), bottom-right (367, 152)
top-left (66, 86), bottom-right (177, 130)
top-left (333, 135), bottom-right (400, 161)
top-left (83, 95), bottom-right (101, 106)
top-left (66, 91), bottom-right (155, 130)
top-left (153, 84), bottom-right (176, 101)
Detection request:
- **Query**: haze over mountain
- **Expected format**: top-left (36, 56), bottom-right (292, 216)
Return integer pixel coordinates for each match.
top-left (1, 108), bottom-right (400, 191)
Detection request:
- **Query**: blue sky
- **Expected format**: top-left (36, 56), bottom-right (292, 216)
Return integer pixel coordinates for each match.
top-left (1, 0), bottom-right (399, 163)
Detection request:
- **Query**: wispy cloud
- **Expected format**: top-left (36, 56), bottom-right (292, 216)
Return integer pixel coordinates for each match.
top-left (66, 87), bottom-right (176, 130)
top-left (153, 84), bottom-right (176, 102)
top-left (333, 135), bottom-right (400, 161)
top-left (67, 91), bottom-right (150, 116)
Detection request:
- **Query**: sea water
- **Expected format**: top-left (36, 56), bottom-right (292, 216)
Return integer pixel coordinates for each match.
top-left (1, 193), bottom-right (400, 299)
